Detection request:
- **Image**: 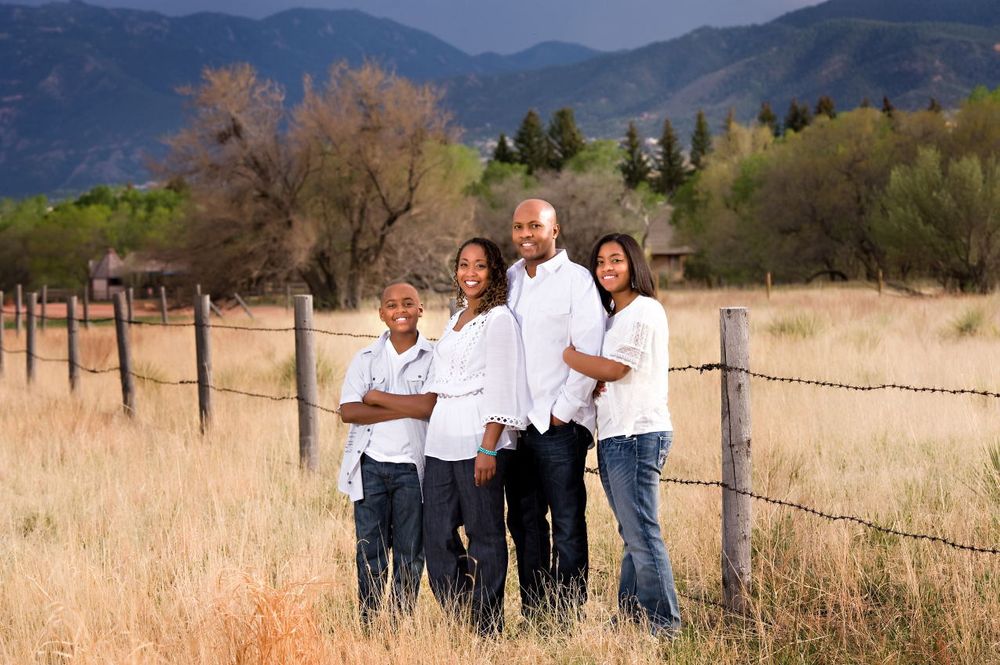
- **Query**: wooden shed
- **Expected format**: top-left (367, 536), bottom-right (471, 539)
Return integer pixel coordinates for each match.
top-left (646, 210), bottom-right (695, 286)
top-left (88, 248), bottom-right (126, 300)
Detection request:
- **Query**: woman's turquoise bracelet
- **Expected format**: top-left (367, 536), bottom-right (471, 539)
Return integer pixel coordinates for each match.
top-left (477, 446), bottom-right (498, 457)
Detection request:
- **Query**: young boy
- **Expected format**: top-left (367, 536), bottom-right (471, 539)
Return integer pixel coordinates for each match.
top-left (338, 282), bottom-right (436, 625)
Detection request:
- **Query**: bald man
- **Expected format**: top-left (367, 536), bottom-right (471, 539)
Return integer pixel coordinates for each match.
top-left (505, 199), bottom-right (606, 619)
top-left (338, 281), bottom-right (435, 626)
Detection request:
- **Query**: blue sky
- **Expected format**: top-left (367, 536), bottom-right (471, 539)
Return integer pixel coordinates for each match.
top-left (11, 0), bottom-right (824, 52)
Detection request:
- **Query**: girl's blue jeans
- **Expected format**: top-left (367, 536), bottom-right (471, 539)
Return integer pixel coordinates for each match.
top-left (597, 430), bottom-right (681, 634)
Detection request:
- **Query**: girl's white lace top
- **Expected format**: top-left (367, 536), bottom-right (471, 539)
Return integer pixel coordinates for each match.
top-left (595, 295), bottom-right (672, 439)
top-left (424, 305), bottom-right (530, 460)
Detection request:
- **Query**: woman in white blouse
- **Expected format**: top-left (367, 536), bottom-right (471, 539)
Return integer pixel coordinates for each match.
top-left (562, 232), bottom-right (681, 636)
top-left (423, 237), bottom-right (529, 636)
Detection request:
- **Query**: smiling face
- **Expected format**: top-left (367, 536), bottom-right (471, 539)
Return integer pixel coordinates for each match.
top-left (378, 282), bottom-right (422, 334)
top-left (594, 241), bottom-right (632, 295)
top-left (511, 199), bottom-right (559, 265)
top-left (456, 242), bottom-right (490, 303)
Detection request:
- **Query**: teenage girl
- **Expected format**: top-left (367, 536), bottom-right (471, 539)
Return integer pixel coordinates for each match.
top-left (562, 232), bottom-right (681, 636)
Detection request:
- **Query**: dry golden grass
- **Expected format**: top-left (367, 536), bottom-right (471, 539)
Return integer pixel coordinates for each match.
top-left (1, 286), bottom-right (999, 663)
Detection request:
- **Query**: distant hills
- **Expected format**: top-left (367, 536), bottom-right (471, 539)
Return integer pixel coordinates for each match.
top-left (0, 0), bottom-right (998, 197)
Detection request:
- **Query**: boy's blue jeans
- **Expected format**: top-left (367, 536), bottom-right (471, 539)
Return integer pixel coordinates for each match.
top-left (597, 431), bottom-right (681, 634)
top-left (354, 454), bottom-right (424, 624)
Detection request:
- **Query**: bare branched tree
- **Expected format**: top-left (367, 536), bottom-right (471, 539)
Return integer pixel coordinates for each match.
top-left (294, 62), bottom-right (459, 308)
top-left (156, 64), bottom-right (314, 296)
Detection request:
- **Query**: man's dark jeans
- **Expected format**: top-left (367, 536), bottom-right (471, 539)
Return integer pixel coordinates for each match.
top-left (354, 455), bottom-right (424, 625)
top-left (423, 452), bottom-right (509, 636)
top-left (505, 421), bottom-right (590, 617)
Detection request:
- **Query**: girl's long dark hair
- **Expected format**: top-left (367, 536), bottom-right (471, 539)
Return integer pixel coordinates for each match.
top-left (453, 237), bottom-right (508, 315)
top-left (588, 233), bottom-right (657, 313)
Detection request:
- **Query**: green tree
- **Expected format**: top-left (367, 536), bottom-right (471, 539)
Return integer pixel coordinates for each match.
top-left (546, 107), bottom-right (585, 170)
top-left (881, 95), bottom-right (896, 118)
top-left (690, 110), bottom-right (712, 171)
top-left (784, 98), bottom-right (812, 134)
top-left (757, 102), bottom-right (778, 136)
top-left (493, 133), bottom-right (516, 163)
top-left (620, 121), bottom-right (650, 189)
top-left (877, 148), bottom-right (1000, 292)
top-left (655, 116), bottom-right (686, 196)
top-left (513, 109), bottom-right (549, 174)
top-left (815, 95), bottom-right (837, 119)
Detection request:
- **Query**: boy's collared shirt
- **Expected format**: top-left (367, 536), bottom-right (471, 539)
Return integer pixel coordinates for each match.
top-left (507, 249), bottom-right (606, 435)
top-left (337, 331), bottom-right (434, 502)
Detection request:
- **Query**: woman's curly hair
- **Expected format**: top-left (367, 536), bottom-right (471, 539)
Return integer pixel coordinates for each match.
top-left (453, 237), bottom-right (509, 315)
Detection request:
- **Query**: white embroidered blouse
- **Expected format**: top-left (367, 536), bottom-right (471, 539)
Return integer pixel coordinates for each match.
top-left (423, 305), bottom-right (529, 461)
top-left (595, 295), bottom-right (673, 439)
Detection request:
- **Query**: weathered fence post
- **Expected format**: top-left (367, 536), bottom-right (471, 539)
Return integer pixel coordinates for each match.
top-left (209, 300), bottom-right (224, 319)
top-left (877, 269), bottom-right (884, 296)
top-left (26, 292), bottom-right (36, 383)
top-left (294, 295), bottom-right (318, 471)
top-left (40, 285), bottom-right (48, 332)
top-left (83, 287), bottom-right (90, 330)
top-left (720, 307), bottom-right (752, 615)
top-left (15, 284), bottom-right (22, 337)
top-left (233, 293), bottom-right (254, 320)
top-left (0, 289), bottom-right (5, 378)
top-left (126, 287), bottom-right (134, 325)
top-left (113, 292), bottom-right (135, 416)
top-left (159, 286), bottom-right (169, 324)
top-left (765, 272), bottom-right (772, 300)
top-left (67, 296), bottom-right (79, 393)
top-left (285, 284), bottom-right (291, 313)
top-left (194, 294), bottom-right (213, 432)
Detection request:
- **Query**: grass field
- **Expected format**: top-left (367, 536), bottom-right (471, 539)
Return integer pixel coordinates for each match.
top-left (1, 286), bottom-right (998, 663)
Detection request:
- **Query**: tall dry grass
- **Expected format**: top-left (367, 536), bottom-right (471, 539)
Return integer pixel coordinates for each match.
top-left (1, 287), bottom-right (998, 663)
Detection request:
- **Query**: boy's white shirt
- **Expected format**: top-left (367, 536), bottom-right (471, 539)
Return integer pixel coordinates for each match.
top-left (337, 331), bottom-right (434, 502)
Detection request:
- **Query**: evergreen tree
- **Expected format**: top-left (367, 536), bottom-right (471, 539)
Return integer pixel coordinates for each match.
top-left (881, 95), bottom-right (896, 118)
top-left (620, 121), bottom-right (650, 189)
top-left (655, 116), bottom-right (686, 196)
top-left (546, 107), bottom-right (585, 170)
top-left (492, 132), bottom-right (515, 163)
top-left (927, 97), bottom-right (942, 113)
top-left (815, 95), bottom-right (837, 119)
top-left (513, 109), bottom-right (549, 174)
top-left (757, 101), bottom-right (779, 136)
top-left (690, 110), bottom-right (712, 171)
top-left (784, 98), bottom-right (812, 133)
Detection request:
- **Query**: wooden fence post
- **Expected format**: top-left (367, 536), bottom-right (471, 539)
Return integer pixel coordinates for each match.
top-left (0, 289), bottom-right (5, 378)
top-left (26, 292), bottom-right (36, 383)
top-left (113, 292), bottom-right (135, 416)
top-left (194, 294), bottom-right (213, 432)
top-left (765, 272), bottom-right (772, 300)
top-left (877, 269), bottom-right (884, 296)
top-left (67, 296), bottom-right (79, 393)
top-left (40, 285), bottom-right (47, 332)
top-left (126, 287), bottom-right (134, 325)
top-left (233, 293), bottom-right (254, 320)
top-left (83, 288), bottom-right (90, 330)
top-left (285, 284), bottom-right (291, 313)
top-left (720, 307), bottom-right (752, 615)
top-left (294, 295), bottom-right (318, 471)
top-left (159, 286), bottom-right (169, 324)
top-left (15, 284), bottom-right (22, 337)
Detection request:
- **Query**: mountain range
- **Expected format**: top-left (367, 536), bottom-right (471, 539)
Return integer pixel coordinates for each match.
top-left (0, 0), bottom-right (998, 197)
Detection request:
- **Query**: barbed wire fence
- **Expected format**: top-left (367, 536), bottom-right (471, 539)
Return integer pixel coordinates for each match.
top-left (1, 292), bottom-right (998, 618)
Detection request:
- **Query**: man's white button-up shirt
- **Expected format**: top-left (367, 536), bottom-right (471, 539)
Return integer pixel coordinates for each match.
top-left (507, 249), bottom-right (606, 434)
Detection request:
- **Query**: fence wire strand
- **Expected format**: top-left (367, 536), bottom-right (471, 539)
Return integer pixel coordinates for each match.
top-left (585, 467), bottom-right (999, 556)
